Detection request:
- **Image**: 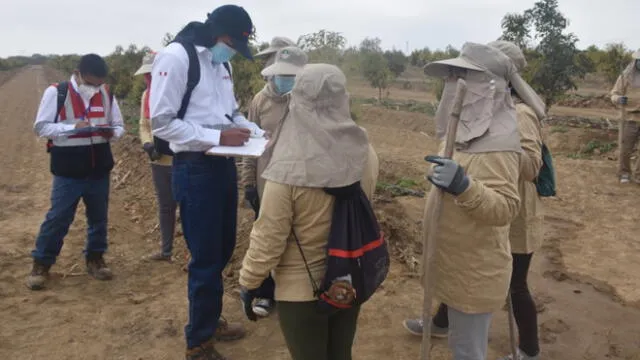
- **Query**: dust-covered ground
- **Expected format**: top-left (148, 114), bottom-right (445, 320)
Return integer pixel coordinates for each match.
top-left (1, 66), bottom-right (640, 359)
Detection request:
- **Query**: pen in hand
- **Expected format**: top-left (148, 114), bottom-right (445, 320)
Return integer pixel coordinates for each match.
top-left (226, 113), bottom-right (260, 137)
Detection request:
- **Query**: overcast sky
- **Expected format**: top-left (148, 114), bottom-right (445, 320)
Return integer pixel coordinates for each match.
top-left (1, 0), bottom-right (638, 57)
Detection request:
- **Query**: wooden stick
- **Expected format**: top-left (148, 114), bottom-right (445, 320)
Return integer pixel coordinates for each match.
top-left (506, 292), bottom-right (519, 358)
top-left (420, 78), bottom-right (467, 360)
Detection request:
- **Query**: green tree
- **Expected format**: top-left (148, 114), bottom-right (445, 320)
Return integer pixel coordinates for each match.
top-left (359, 37), bottom-right (382, 54)
top-left (230, 42), bottom-right (265, 112)
top-left (359, 38), bottom-right (392, 101)
top-left (500, 0), bottom-right (588, 109)
top-left (384, 50), bottom-right (407, 78)
top-left (298, 29), bottom-right (346, 50)
top-left (104, 44), bottom-right (150, 102)
top-left (46, 54), bottom-right (81, 75)
top-left (598, 43), bottom-right (633, 85)
top-left (500, 13), bottom-right (531, 49)
top-left (297, 30), bottom-right (346, 64)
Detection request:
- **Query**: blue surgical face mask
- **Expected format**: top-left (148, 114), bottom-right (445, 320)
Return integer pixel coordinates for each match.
top-left (210, 42), bottom-right (237, 64)
top-left (273, 75), bottom-right (296, 95)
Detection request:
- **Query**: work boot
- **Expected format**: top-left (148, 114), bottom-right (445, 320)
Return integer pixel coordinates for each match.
top-left (252, 298), bottom-right (275, 318)
top-left (86, 253), bottom-right (113, 281)
top-left (214, 316), bottom-right (246, 342)
top-left (402, 318), bottom-right (449, 338)
top-left (185, 338), bottom-right (228, 360)
top-left (26, 260), bottom-right (51, 290)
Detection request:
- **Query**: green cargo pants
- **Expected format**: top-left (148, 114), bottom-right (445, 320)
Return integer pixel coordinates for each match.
top-left (277, 301), bottom-right (360, 360)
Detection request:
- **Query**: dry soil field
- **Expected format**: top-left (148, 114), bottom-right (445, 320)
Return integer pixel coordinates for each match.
top-left (0, 66), bottom-right (639, 359)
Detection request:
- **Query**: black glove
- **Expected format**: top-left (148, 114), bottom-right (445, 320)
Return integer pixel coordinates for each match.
top-left (240, 286), bottom-right (259, 321)
top-left (143, 142), bottom-right (161, 161)
top-left (244, 186), bottom-right (260, 215)
top-left (619, 96), bottom-right (628, 105)
top-left (425, 155), bottom-right (470, 196)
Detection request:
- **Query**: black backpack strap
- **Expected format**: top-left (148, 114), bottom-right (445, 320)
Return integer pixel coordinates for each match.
top-left (174, 40), bottom-right (201, 119)
top-left (223, 62), bottom-right (232, 80)
top-left (291, 230), bottom-right (321, 297)
top-left (54, 81), bottom-right (69, 123)
top-left (48, 81), bottom-right (69, 152)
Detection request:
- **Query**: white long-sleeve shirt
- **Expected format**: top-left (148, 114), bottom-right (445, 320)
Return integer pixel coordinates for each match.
top-left (150, 42), bottom-right (264, 153)
top-left (33, 75), bottom-right (125, 140)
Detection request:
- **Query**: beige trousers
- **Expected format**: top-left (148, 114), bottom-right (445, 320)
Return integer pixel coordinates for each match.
top-left (618, 120), bottom-right (640, 180)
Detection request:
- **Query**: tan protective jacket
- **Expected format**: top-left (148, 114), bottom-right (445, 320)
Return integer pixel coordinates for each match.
top-left (610, 61), bottom-right (640, 121)
top-left (425, 150), bottom-right (521, 313)
top-left (239, 146), bottom-right (378, 301)
top-left (509, 102), bottom-right (544, 254)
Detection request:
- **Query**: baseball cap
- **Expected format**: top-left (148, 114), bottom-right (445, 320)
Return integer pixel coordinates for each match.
top-left (261, 46), bottom-right (308, 77)
top-left (134, 52), bottom-right (156, 76)
top-left (206, 5), bottom-right (254, 60)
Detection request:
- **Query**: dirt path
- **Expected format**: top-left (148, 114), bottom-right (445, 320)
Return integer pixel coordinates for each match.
top-left (2, 67), bottom-right (640, 360)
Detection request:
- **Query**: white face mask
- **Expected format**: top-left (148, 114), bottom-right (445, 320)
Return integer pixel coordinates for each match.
top-left (78, 84), bottom-right (99, 100)
top-left (76, 74), bottom-right (100, 100)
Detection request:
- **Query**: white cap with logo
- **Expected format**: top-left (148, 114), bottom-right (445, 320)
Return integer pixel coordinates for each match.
top-left (261, 46), bottom-right (308, 77)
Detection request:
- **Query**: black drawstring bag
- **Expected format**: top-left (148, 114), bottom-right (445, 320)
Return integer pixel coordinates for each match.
top-left (294, 182), bottom-right (390, 314)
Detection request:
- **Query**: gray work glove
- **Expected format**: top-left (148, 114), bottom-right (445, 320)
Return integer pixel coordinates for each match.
top-left (425, 155), bottom-right (470, 196)
top-left (619, 96), bottom-right (628, 105)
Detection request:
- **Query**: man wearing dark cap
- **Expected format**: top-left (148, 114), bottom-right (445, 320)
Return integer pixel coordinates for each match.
top-left (150, 5), bottom-right (263, 360)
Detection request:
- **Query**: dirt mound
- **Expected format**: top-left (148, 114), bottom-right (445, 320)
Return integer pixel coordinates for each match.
top-left (556, 93), bottom-right (616, 109)
top-left (110, 135), bottom-right (257, 285)
top-left (544, 126), bottom-right (618, 159)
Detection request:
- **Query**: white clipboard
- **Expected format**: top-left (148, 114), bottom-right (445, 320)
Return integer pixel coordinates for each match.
top-left (206, 137), bottom-right (268, 158)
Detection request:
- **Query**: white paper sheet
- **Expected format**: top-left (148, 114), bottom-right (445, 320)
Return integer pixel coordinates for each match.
top-left (206, 137), bottom-right (268, 158)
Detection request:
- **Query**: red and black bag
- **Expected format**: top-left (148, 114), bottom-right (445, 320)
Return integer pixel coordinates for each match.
top-left (295, 182), bottom-right (390, 314)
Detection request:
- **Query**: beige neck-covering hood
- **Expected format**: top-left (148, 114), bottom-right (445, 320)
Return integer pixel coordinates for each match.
top-left (261, 64), bottom-right (369, 188)
top-left (426, 42), bottom-right (545, 153)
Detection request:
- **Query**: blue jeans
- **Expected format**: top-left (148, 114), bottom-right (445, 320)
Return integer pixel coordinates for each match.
top-left (172, 154), bottom-right (238, 349)
top-left (32, 175), bottom-right (110, 265)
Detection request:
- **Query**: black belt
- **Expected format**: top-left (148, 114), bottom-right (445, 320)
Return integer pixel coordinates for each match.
top-left (174, 151), bottom-right (207, 161)
top-left (174, 152), bottom-right (234, 162)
